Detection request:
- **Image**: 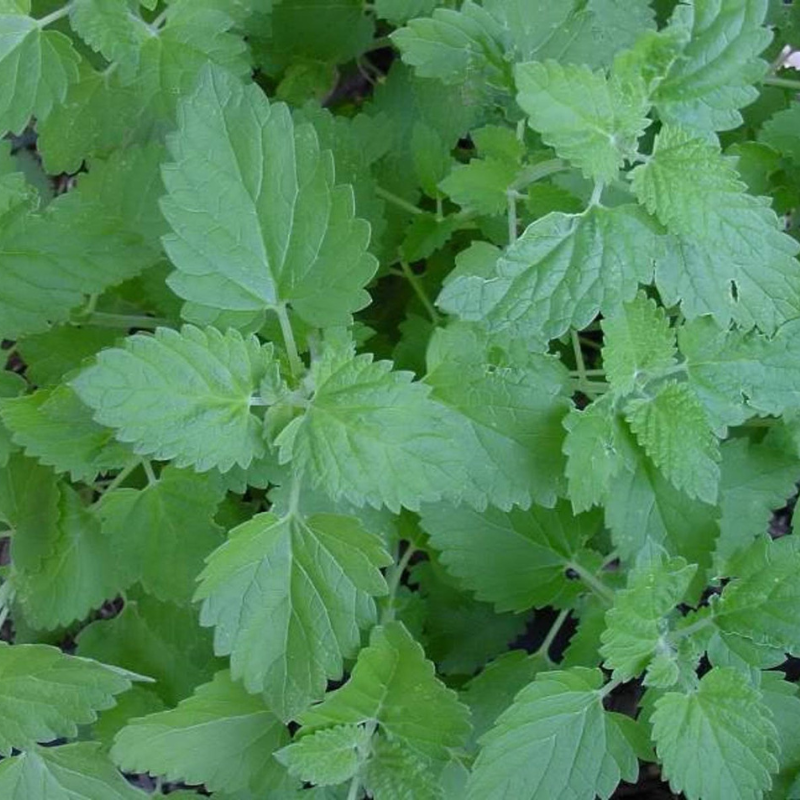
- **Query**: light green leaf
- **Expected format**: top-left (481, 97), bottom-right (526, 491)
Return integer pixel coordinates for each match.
top-left (362, 736), bottom-right (443, 800)
top-left (601, 552), bottom-right (697, 681)
top-left (96, 466), bottom-right (223, 604)
top-left (0, 642), bottom-right (138, 754)
top-left (69, 0), bottom-right (150, 74)
top-left (516, 60), bottom-right (650, 182)
top-left (162, 64), bottom-right (376, 328)
top-left (0, 385), bottom-right (131, 483)
top-left (439, 157), bottom-right (517, 216)
top-left (0, 15), bottom-right (80, 135)
top-left (654, 0), bottom-right (772, 132)
top-left (375, 0), bottom-right (437, 23)
top-left (632, 125), bottom-right (800, 332)
top-left (76, 596), bottom-right (223, 706)
top-left (716, 536), bottom-right (800, 652)
top-left (626, 381), bottom-right (721, 504)
top-left (196, 511), bottom-right (391, 720)
top-left (112, 671), bottom-right (292, 796)
top-left (72, 326), bottom-right (274, 473)
top-left (759, 102), bottom-right (800, 163)
top-left (299, 622), bottom-right (471, 761)
top-left (715, 438), bottom-right (800, 568)
top-left (425, 323), bottom-right (570, 509)
top-left (0, 743), bottom-right (147, 800)
top-left (12, 485), bottom-right (132, 629)
top-left (601, 292), bottom-right (677, 395)
top-left (91, 686), bottom-right (166, 749)
top-left (467, 668), bottom-right (638, 800)
top-left (760, 672), bottom-right (800, 799)
top-left (652, 667), bottom-right (779, 800)
top-left (563, 398), bottom-right (629, 512)
top-left (276, 724), bottom-right (370, 786)
top-left (462, 650), bottom-right (550, 751)
top-left (437, 205), bottom-right (661, 345)
top-left (276, 349), bottom-right (473, 512)
top-left (420, 500), bottom-right (601, 612)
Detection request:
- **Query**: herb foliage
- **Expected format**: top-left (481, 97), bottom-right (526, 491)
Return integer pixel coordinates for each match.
top-left (1, 1), bottom-right (800, 798)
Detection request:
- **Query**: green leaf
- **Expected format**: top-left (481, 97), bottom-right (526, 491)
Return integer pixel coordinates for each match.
top-left (760, 672), bottom-right (800, 799)
top-left (467, 668), bottom-right (639, 800)
top-left (362, 736), bottom-right (444, 800)
top-left (759, 102), bottom-right (800, 163)
top-left (276, 724), bottom-right (370, 787)
top-left (420, 501), bottom-right (601, 612)
top-left (653, 0), bottom-right (772, 132)
top-left (76, 596), bottom-right (223, 706)
top-left (0, 451), bottom-right (60, 572)
top-left (437, 205), bottom-right (661, 345)
top-left (563, 398), bottom-right (629, 512)
top-left (714, 438), bottom-right (800, 568)
top-left (516, 61), bottom-right (649, 182)
top-left (0, 15), bottom-right (80, 135)
top-left (462, 650), bottom-right (550, 750)
top-left (12, 485), bottom-right (132, 629)
top-left (625, 381), bottom-right (721, 504)
top-left (716, 537), bottom-right (800, 652)
top-left (0, 642), bottom-right (138, 754)
top-left (96, 466), bottom-right (222, 604)
top-left (72, 326), bottom-right (274, 474)
top-left (632, 125), bottom-right (800, 332)
top-left (0, 385), bottom-right (132, 483)
top-left (601, 292), bottom-right (677, 395)
top-left (69, 0), bottom-right (150, 75)
top-left (162, 64), bottom-right (377, 328)
top-left (299, 622), bottom-right (471, 761)
top-left (91, 686), bottom-right (166, 749)
top-left (652, 667), bottom-right (779, 800)
top-left (112, 670), bottom-right (292, 796)
top-left (276, 349), bottom-right (474, 512)
top-left (439, 157), bottom-right (518, 216)
top-left (375, 0), bottom-right (437, 24)
top-left (425, 323), bottom-right (570, 509)
top-left (600, 552), bottom-right (697, 681)
top-left (0, 743), bottom-right (147, 800)
top-left (195, 511), bottom-right (391, 719)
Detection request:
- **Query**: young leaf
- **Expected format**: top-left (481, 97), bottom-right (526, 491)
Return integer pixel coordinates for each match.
top-left (362, 736), bottom-right (444, 800)
top-left (275, 350), bottom-right (473, 512)
top-left (276, 724), bottom-right (370, 787)
top-left (420, 501), bottom-right (601, 612)
top-left (652, 667), bottom-right (779, 800)
top-left (437, 205), bottom-right (662, 345)
top-left (601, 292), bottom-right (677, 395)
top-left (195, 511), bottom-right (391, 719)
top-left (299, 622), bottom-right (471, 761)
top-left (112, 671), bottom-right (292, 796)
top-left (0, 743), bottom-right (147, 800)
top-left (425, 323), bottom-right (570, 509)
top-left (467, 668), bottom-right (639, 800)
top-left (161, 64), bottom-right (377, 328)
top-left (96, 466), bottom-right (223, 604)
top-left (0, 14), bottom-right (80, 135)
top-left (625, 381), bottom-right (721, 504)
top-left (72, 326), bottom-right (274, 473)
top-left (0, 642), bottom-right (138, 754)
top-left (632, 125), bottom-right (800, 333)
top-left (601, 552), bottom-right (697, 681)
top-left (653, 0), bottom-right (772, 132)
top-left (516, 61), bottom-right (650, 182)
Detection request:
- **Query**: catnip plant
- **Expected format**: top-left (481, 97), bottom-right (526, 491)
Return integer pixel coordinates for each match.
top-left (0, 0), bottom-right (800, 798)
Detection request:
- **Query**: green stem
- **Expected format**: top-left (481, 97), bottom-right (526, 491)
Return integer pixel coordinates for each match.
top-left (375, 186), bottom-right (423, 216)
top-left (589, 180), bottom-right (605, 207)
top-left (382, 545), bottom-right (416, 624)
top-left (763, 76), bottom-right (800, 91)
top-left (535, 608), bottom-right (570, 660)
top-left (507, 190), bottom-right (518, 244)
top-left (509, 158), bottom-right (569, 192)
top-left (399, 261), bottom-right (440, 324)
top-left (667, 614), bottom-right (715, 644)
top-left (275, 304), bottom-right (303, 379)
top-left (149, 7), bottom-right (169, 30)
top-left (568, 561), bottom-right (615, 604)
top-left (568, 369), bottom-right (606, 378)
top-left (571, 330), bottom-right (587, 382)
top-left (287, 471), bottom-right (303, 518)
top-left (142, 459), bottom-right (157, 487)
top-left (37, 3), bottom-right (71, 27)
top-left (100, 460), bottom-right (141, 496)
top-left (346, 773), bottom-right (362, 800)
top-left (82, 312), bottom-right (172, 330)
top-left (599, 675), bottom-right (625, 699)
